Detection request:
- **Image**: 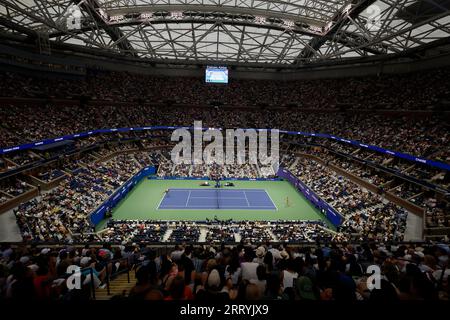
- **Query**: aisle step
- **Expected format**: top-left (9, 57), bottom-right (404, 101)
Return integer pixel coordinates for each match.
top-left (94, 272), bottom-right (135, 300)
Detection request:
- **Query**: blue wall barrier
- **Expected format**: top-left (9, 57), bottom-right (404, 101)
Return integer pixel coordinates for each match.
top-left (91, 166), bottom-right (280, 225)
top-left (277, 167), bottom-right (344, 227)
top-left (1, 126), bottom-right (449, 172)
top-left (90, 166), bottom-right (156, 225)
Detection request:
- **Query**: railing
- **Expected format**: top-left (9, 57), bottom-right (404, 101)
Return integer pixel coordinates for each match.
top-left (63, 257), bottom-right (136, 299)
top-left (103, 256), bottom-right (134, 297)
top-left (282, 139), bottom-right (449, 195)
top-left (89, 166), bottom-right (156, 226)
top-left (425, 227), bottom-right (450, 237)
top-left (1, 126), bottom-right (449, 172)
top-left (0, 144), bottom-right (98, 181)
top-left (66, 265), bottom-right (97, 300)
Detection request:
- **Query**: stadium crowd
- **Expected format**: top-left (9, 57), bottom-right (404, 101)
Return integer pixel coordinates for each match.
top-left (0, 179), bottom-right (33, 199)
top-left (0, 68), bottom-right (448, 248)
top-left (0, 131), bottom-right (446, 244)
top-left (1, 67), bottom-right (449, 167)
top-left (97, 220), bottom-right (341, 244)
top-left (1, 67), bottom-right (449, 110)
top-left (284, 142), bottom-right (448, 229)
top-left (0, 241), bottom-right (449, 301)
top-left (158, 162), bottom-right (262, 179)
top-left (1, 103), bottom-right (448, 165)
top-left (290, 158), bottom-right (408, 241)
top-left (102, 220), bottom-right (168, 243)
top-left (272, 221), bottom-right (339, 243)
top-left (14, 153), bottom-right (154, 243)
top-left (205, 225), bottom-right (237, 243)
top-left (1, 138), bottom-right (445, 244)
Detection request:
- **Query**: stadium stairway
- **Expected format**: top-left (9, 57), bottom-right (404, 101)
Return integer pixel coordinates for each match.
top-left (162, 229), bottom-right (173, 242)
top-left (267, 229), bottom-right (277, 242)
top-left (404, 210), bottom-right (423, 241)
top-left (288, 158), bottom-right (299, 171)
top-left (0, 208), bottom-right (22, 242)
top-left (199, 227), bottom-right (208, 242)
top-left (94, 273), bottom-right (135, 300)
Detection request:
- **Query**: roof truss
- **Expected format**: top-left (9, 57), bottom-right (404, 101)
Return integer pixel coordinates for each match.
top-left (0, 0), bottom-right (449, 66)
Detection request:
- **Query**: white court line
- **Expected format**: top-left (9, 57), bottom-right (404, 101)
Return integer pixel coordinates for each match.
top-left (221, 190), bottom-right (266, 193)
top-left (159, 205), bottom-right (214, 207)
top-left (243, 190), bottom-right (250, 207)
top-left (230, 206), bottom-right (274, 208)
top-left (157, 188), bottom-right (276, 210)
top-left (156, 191), bottom-right (167, 209)
top-left (218, 190), bottom-right (252, 192)
top-left (168, 188), bottom-right (266, 192)
top-left (156, 195), bottom-right (166, 210)
top-left (264, 189), bottom-right (278, 211)
top-left (159, 205), bottom-right (276, 209)
top-left (189, 196), bottom-right (247, 200)
top-left (185, 190), bottom-right (191, 207)
top-left (168, 188), bottom-right (215, 191)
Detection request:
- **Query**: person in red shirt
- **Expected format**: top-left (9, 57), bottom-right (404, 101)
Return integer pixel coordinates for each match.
top-left (33, 264), bottom-right (51, 299)
top-left (164, 275), bottom-right (194, 301)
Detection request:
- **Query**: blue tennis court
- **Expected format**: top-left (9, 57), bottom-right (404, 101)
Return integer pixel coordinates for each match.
top-left (158, 188), bottom-right (277, 210)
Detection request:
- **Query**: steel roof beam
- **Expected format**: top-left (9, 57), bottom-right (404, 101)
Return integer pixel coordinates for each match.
top-left (75, 0), bottom-right (136, 55)
top-left (296, 0), bottom-right (378, 62)
top-left (104, 4), bottom-right (327, 26)
top-left (0, 16), bottom-right (38, 38)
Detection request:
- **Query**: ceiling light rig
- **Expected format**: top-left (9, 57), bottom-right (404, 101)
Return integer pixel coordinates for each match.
top-left (254, 16), bottom-right (266, 25)
top-left (282, 19), bottom-right (295, 30)
top-left (140, 12), bottom-right (153, 20)
top-left (170, 11), bottom-right (184, 20)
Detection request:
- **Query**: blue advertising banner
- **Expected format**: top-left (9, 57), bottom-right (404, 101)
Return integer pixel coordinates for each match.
top-left (89, 166), bottom-right (155, 225)
top-left (1, 126), bottom-right (449, 171)
top-left (277, 167), bottom-right (344, 227)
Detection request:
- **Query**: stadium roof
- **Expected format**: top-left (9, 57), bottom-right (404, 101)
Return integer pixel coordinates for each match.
top-left (0, 0), bottom-right (450, 68)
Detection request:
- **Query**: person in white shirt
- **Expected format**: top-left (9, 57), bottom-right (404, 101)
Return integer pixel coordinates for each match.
top-left (170, 245), bottom-right (185, 261)
top-left (241, 250), bottom-right (260, 281)
top-left (249, 265), bottom-right (267, 296)
top-left (281, 259), bottom-right (298, 290)
top-left (241, 261), bottom-right (259, 281)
